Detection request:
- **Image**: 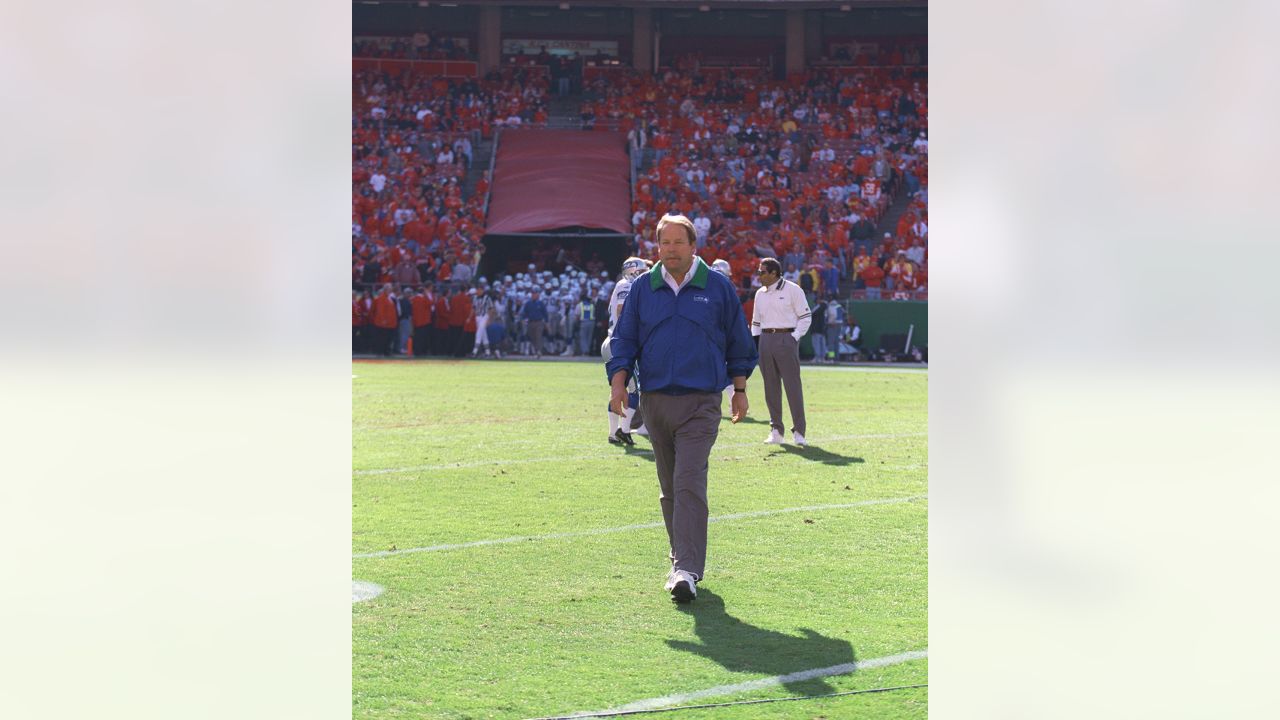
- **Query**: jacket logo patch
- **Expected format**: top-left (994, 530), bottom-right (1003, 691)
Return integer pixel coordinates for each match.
top-left (692, 296), bottom-right (710, 303)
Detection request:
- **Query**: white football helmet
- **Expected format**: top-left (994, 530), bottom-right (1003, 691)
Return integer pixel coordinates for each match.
top-left (621, 256), bottom-right (650, 280)
top-left (710, 259), bottom-right (732, 278)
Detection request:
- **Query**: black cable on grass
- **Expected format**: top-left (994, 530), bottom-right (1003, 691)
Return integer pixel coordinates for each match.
top-left (524, 683), bottom-right (929, 720)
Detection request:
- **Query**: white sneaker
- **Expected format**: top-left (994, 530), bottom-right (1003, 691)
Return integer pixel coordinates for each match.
top-left (632, 424), bottom-right (649, 437)
top-left (664, 569), bottom-right (697, 603)
top-left (764, 429), bottom-right (784, 444)
top-left (793, 432), bottom-right (808, 447)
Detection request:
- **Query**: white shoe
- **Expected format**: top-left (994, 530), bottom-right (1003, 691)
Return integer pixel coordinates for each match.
top-left (664, 569), bottom-right (697, 603)
top-left (764, 429), bottom-right (784, 444)
top-left (632, 424), bottom-right (649, 437)
top-left (793, 432), bottom-right (807, 446)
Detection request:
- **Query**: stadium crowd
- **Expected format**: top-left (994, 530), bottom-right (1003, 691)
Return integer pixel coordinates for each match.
top-left (353, 35), bottom-right (474, 61)
top-left (607, 61), bottom-right (928, 299)
top-left (352, 47), bottom-right (926, 359)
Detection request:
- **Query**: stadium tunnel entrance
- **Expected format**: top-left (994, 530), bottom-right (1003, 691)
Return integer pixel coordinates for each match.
top-left (480, 229), bottom-right (632, 280)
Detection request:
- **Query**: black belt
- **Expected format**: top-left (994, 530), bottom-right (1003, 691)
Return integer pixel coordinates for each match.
top-left (762, 328), bottom-right (795, 334)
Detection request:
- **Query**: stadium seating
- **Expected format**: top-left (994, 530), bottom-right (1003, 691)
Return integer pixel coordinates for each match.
top-left (352, 45), bottom-right (927, 355)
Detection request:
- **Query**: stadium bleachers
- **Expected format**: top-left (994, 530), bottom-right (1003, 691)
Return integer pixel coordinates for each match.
top-left (352, 37), bottom-right (926, 358)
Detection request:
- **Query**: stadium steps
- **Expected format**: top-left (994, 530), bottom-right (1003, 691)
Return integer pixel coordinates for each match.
top-left (461, 139), bottom-right (493, 201)
top-left (874, 186), bottom-right (914, 245)
top-left (833, 186), bottom-right (914, 298)
top-left (544, 92), bottom-right (582, 129)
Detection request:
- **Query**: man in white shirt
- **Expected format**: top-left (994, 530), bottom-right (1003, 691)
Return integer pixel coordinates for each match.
top-left (751, 258), bottom-right (812, 446)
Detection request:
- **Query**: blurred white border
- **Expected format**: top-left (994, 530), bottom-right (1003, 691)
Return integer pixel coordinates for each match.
top-left (1, 2), bottom-right (352, 718)
top-left (3, 0), bottom-right (1278, 717)
top-left (932, 1), bottom-right (1280, 716)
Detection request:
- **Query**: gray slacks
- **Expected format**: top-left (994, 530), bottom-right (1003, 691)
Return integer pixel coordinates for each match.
top-left (759, 333), bottom-right (806, 435)
top-left (640, 391), bottom-right (721, 580)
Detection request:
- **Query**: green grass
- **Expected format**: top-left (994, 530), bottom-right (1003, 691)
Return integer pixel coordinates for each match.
top-left (353, 359), bottom-right (927, 719)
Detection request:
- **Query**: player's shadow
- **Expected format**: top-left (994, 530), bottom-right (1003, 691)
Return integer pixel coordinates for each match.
top-left (666, 589), bottom-right (856, 696)
top-left (770, 445), bottom-right (864, 466)
top-left (623, 444), bottom-right (656, 462)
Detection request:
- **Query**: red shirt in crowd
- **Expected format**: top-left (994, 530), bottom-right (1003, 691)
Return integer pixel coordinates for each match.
top-left (432, 294), bottom-right (451, 329)
top-left (370, 292), bottom-right (398, 329)
top-left (447, 291), bottom-right (471, 327)
top-left (859, 264), bottom-right (886, 289)
top-left (411, 293), bottom-right (432, 328)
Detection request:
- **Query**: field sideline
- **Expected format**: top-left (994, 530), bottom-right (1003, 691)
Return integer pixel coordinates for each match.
top-left (353, 360), bottom-right (927, 719)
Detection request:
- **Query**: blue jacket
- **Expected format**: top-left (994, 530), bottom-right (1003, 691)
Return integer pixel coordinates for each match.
top-left (606, 257), bottom-right (757, 393)
top-left (520, 298), bottom-right (548, 322)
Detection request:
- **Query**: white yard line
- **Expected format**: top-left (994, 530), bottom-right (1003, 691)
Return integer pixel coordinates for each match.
top-left (352, 495), bottom-right (926, 559)
top-left (351, 580), bottom-right (384, 603)
top-left (353, 432), bottom-right (926, 476)
top-left (586, 649), bottom-right (928, 715)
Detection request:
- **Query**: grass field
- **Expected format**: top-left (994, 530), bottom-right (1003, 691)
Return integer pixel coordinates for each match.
top-left (353, 359), bottom-right (927, 719)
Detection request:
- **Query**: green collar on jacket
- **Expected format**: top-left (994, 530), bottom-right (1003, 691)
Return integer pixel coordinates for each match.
top-left (648, 256), bottom-right (709, 291)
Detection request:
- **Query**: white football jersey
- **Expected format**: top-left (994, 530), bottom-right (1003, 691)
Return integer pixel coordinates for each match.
top-left (606, 276), bottom-right (634, 336)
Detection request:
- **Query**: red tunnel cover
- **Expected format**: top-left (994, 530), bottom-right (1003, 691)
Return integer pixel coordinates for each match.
top-left (484, 129), bottom-right (632, 235)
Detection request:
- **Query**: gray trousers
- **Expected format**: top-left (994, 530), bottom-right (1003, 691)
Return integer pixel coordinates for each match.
top-left (527, 320), bottom-right (545, 354)
top-left (640, 391), bottom-right (721, 581)
top-left (759, 333), bottom-right (806, 435)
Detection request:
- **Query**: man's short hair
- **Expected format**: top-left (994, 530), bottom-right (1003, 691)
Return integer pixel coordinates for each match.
top-left (758, 258), bottom-right (782, 276)
top-left (655, 214), bottom-right (697, 245)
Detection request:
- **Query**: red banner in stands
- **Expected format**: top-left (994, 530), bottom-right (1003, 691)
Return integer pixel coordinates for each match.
top-left (485, 130), bottom-right (632, 236)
